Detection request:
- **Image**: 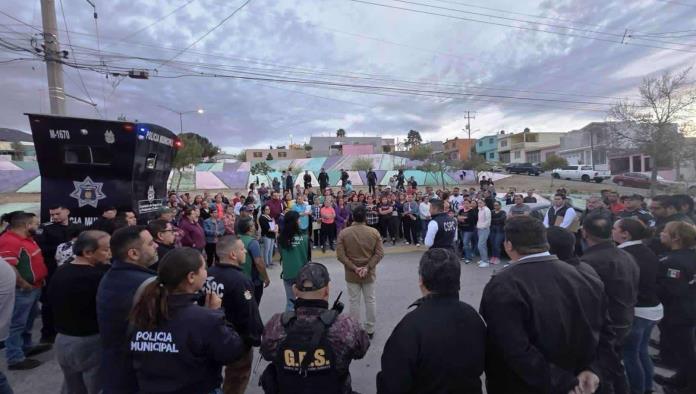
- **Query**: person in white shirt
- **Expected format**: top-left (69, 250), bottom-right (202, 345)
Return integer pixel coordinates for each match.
top-left (448, 188), bottom-right (464, 212)
top-left (543, 193), bottom-right (577, 229)
top-left (476, 199), bottom-right (492, 268)
top-left (419, 197), bottom-right (431, 244)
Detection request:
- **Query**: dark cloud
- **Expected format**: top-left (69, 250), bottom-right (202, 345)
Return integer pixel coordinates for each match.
top-left (1, 0), bottom-right (695, 151)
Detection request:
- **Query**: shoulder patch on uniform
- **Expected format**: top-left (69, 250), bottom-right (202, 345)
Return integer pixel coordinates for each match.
top-left (243, 289), bottom-right (253, 300)
top-left (667, 268), bottom-right (681, 279)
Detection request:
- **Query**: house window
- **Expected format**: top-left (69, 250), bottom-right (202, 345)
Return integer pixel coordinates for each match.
top-left (514, 151), bottom-right (521, 159)
top-left (278, 151), bottom-right (287, 158)
top-left (489, 138), bottom-right (494, 144)
top-left (478, 141), bottom-right (483, 147)
top-left (501, 140), bottom-right (508, 147)
top-left (488, 152), bottom-right (494, 159)
top-left (527, 151), bottom-right (540, 163)
top-left (252, 151), bottom-right (263, 158)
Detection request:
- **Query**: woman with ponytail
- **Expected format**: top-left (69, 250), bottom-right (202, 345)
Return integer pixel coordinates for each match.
top-left (128, 247), bottom-right (244, 394)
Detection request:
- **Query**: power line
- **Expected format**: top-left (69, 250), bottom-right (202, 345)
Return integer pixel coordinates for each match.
top-left (58, 0), bottom-right (99, 115)
top-left (158, 0), bottom-right (251, 68)
top-left (115, 0), bottom-right (196, 43)
top-left (347, 0), bottom-right (696, 53)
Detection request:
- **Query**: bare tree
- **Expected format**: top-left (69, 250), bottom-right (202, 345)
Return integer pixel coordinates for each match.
top-left (609, 67), bottom-right (696, 196)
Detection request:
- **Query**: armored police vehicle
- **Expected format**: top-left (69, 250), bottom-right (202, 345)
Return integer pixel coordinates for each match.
top-left (27, 113), bottom-right (179, 225)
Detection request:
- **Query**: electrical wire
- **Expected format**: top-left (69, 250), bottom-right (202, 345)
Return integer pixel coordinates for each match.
top-left (58, 0), bottom-right (100, 115)
top-left (157, 0), bottom-right (251, 68)
top-left (347, 0), bottom-right (696, 53)
top-left (115, 0), bottom-right (196, 43)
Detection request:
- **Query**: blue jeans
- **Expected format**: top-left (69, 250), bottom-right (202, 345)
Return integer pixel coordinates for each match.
top-left (6, 288), bottom-right (41, 364)
top-left (262, 236), bottom-right (274, 267)
top-left (283, 279), bottom-right (295, 312)
top-left (460, 230), bottom-right (475, 260)
top-left (490, 228), bottom-right (505, 258)
top-left (477, 228), bottom-right (490, 262)
top-left (0, 371), bottom-right (13, 394)
top-left (623, 317), bottom-right (657, 394)
top-left (420, 218), bottom-right (430, 242)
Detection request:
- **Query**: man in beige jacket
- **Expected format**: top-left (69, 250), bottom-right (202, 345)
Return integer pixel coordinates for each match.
top-left (336, 205), bottom-right (384, 338)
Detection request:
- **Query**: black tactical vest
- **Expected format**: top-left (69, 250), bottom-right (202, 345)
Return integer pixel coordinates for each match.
top-left (431, 212), bottom-right (457, 249)
top-left (272, 311), bottom-right (341, 394)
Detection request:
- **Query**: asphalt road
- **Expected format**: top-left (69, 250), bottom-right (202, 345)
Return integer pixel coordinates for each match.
top-left (2, 249), bottom-right (670, 394)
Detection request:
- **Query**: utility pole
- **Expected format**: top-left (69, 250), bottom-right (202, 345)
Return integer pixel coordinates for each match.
top-left (463, 111), bottom-right (476, 140)
top-left (41, 0), bottom-right (66, 115)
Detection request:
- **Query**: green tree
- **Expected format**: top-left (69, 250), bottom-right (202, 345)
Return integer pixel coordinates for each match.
top-left (266, 152), bottom-right (273, 161)
top-left (351, 157), bottom-right (374, 171)
top-left (172, 135), bottom-right (203, 192)
top-left (409, 144), bottom-right (432, 160)
top-left (304, 144), bottom-right (313, 151)
top-left (609, 67), bottom-right (696, 196)
top-left (336, 128), bottom-right (346, 138)
top-left (404, 130), bottom-right (423, 150)
top-left (251, 161), bottom-right (273, 176)
top-left (542, 154), bottom-right (568, 171)
top-left (179, 132), bottom-right (220, 159)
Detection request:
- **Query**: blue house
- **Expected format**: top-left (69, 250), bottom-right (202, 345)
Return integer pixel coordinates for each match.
top-left (476, 134), bottom-right (499, 162)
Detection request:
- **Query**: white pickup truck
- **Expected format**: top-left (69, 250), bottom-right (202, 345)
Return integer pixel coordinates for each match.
top-left (551, 165), bottom-right (612, 183)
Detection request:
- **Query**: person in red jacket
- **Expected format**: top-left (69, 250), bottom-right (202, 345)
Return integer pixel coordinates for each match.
top-left (0, 212), bottom-right (51, 370)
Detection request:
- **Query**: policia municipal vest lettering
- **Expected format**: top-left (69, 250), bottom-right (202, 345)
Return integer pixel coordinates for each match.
top-left (261, 310), bottom-right (341, 394)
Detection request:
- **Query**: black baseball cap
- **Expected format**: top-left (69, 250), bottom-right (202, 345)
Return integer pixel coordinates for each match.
top-left (294, 262), bottom-right (330, 291)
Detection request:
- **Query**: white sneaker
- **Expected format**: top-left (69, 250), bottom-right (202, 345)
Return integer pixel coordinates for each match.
top-left (478, 261), bottom-right (490, 268)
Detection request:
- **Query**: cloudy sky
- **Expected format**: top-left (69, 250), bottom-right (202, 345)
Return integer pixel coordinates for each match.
top-left (1, 0), bottom-right (695, 152)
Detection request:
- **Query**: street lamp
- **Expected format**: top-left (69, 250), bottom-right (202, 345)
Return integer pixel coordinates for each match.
top-left (159, 105), bottom-right (205, 134)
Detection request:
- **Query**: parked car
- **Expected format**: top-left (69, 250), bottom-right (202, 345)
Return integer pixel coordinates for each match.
top-left (551, 165), bottom-right (611, 183)
top-left (505, 162), bottom-right (542, 176)
top-left (612, 172), bottom-right (684, 190)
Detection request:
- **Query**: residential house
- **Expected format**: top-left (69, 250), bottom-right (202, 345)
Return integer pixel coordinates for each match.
top-left (0, 128), bottom-right (35, 161)
top-left (443, 137), bottom-right (475, 161)
top-left (246, 147), bottom-right (306, 162)
top-left (497, 130), bottom-right (564, 164)
top-left (557, 123), bottom-right (611, 171)
top-left (558, 121), bottom-right (679, 174)
top-left (475, 133), bottom-right (499, 161)
top-left (309, 136), bottom-right (395, 156)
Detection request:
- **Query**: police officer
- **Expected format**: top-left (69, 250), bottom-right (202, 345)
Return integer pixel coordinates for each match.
top-left (36, 204), bottom-right (71, 344)
top-left (129, 247), bottom-right (245, 394)
top-left (423, 199), bottom-right (457, 250)
top-left (206, 235), bottom-right (263, 394)
top-left (617, 194), bottom-right (655, 227)
top-left (653, 221), bottom-right (696, 394)
top-left (260, 263), bottom-right (370, 394)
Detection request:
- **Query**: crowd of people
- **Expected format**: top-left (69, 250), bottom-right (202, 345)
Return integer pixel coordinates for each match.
top-left (0, 166), bottom-right (694, 394)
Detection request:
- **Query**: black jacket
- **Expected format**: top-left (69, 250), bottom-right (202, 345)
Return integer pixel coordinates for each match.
top-left (581, 241), bottom-right (640, 335)
top-left (37, 222), bottom-right (69, 271)
top-left (90, 217), bottom-right (116, 234)
top-left (130, 293), bottom-right (244, 394)
top-left (150, 242), bottom-right (176, 271)
top-left (619, 242), bottom-right (661, 308)
top-left (479, 254), bottom-right (610, 394)
top-left (205, 264), bottom-right (263, 347)
top-left (377, 293), bottom-right (485, 394)
top-left (658, 248), bottom-right (696, 325)
top-left (318, 171), bottom-right (329, 186)
top-left (96, 260), bottom-right (156, 393)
